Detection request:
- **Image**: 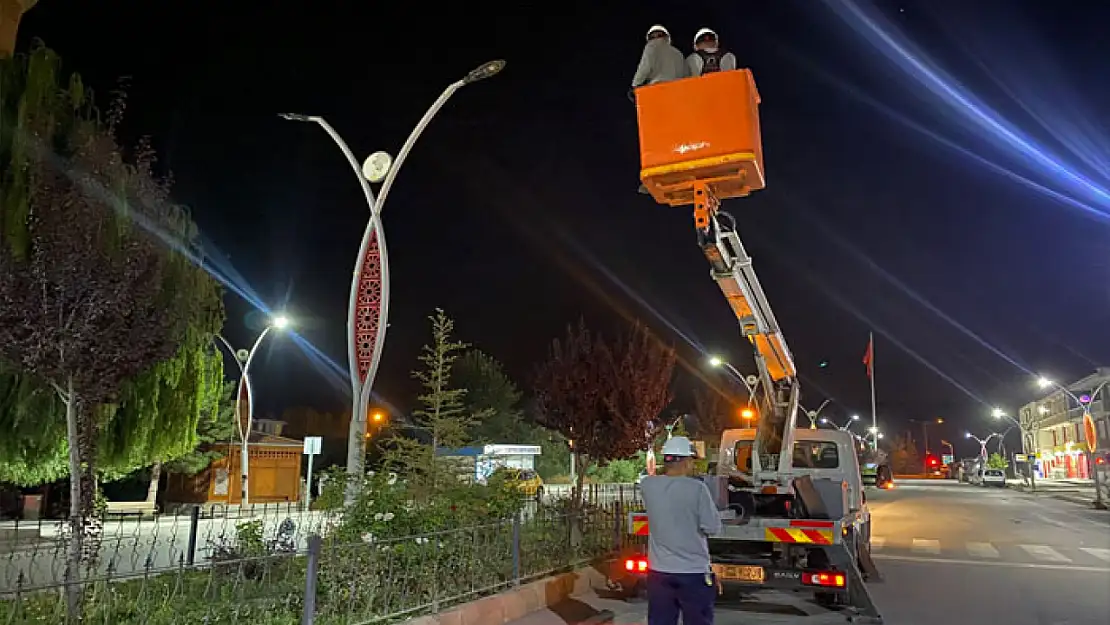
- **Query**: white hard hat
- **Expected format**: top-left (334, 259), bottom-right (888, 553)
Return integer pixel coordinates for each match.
top-left (646, 24), bottom-right (670, 41)
top-left (694, 27), bottom-right (718, 46)
top-left (662, 436), bottom-right (697, 458)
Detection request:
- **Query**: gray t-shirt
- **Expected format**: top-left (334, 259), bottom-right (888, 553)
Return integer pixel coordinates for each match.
top-left (640, 475), bottom-right (723, 574)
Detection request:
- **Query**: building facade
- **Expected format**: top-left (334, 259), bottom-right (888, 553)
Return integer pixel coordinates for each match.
top-left (1019, 367), bottom-right (1110, 480)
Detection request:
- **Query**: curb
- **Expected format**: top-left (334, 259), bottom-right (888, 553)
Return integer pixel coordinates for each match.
top-left (577, 609), bottom-right (615, 624)
top-left (402, 566), bottom-right (608, 625)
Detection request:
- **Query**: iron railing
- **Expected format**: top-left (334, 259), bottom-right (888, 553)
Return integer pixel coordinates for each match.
top-left (0, 499), bottom-right (638, 625)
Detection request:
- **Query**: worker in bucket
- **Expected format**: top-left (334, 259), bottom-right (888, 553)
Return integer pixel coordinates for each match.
top-left (631, 24), bottom-right (687, 90)
top-left (686, 27), bottom-right (737, 77)
top-left (640, 436), bottom-right (723, 625)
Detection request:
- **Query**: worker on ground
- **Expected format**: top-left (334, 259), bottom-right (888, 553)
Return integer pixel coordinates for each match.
top-left (686, 28), bottom-right (737, 77)
top-left (640, 436), bottom-right (723, 625)
top-left (631, 25), bottom-right (687, 90)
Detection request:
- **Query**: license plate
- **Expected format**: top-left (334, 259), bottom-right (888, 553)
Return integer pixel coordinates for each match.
top-left (712, 564), bottom-right (765, 583)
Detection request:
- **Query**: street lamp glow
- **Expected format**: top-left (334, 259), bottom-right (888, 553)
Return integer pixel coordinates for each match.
top-left (991, 407), bottom-right (1005, 419)
top-left (876, 433), bottom-right (884, 440)
top-left (868, 426), bottom-right (878, 434)
top-left (708, 356), bottom-right (724, 367)
top-left (271, 315), bottom-right (291, 330)
top-left (1036, 376), bottom-right (1053, 389)
top-left (851, 414), bottom-right (860, 421)
top-left (820, 417), bottom-right (830, 424)
top-left (965, 432), bottom-right (972, 439)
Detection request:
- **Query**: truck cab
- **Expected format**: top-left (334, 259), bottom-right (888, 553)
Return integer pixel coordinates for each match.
top-left (718, 427), bottom-right (869, 517)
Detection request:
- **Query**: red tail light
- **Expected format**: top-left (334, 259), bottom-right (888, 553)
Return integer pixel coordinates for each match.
top-left (624, 558), bottom-right (649, 574)
top-left (803, 571), bottom-right (846, 588)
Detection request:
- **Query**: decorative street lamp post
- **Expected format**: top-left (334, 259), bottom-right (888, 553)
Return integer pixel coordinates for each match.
top-left (280, 60), bottom-right (506, 487)
top-left (213, 315), bottom-right (290, 506)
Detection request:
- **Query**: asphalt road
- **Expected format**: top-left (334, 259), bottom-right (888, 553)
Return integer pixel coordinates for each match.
top-left (511, 478), bottom-right (1110, 625)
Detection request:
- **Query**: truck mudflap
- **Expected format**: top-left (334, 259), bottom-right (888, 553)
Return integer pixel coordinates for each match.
top-left (623, 512), bottom-right (883, 623)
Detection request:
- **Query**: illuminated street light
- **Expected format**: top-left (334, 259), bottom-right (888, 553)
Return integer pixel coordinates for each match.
top-left (1036, 376), bottom-right (1054, 389)
top-left (212, 314), bottom-right (292, 506)
top-left (372, 411), bottom-right (385, 423)
top-left (280, 60), bottom-right (506, 489)
top-left (708, 356), bottom-right (724, 367)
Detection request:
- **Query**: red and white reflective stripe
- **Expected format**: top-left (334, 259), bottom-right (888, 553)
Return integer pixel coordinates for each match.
top-left (789, 520), bottom-right (835, 528)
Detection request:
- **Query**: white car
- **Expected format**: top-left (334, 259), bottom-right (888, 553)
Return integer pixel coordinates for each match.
top-left (981, 468), bottom-right (1006, 487)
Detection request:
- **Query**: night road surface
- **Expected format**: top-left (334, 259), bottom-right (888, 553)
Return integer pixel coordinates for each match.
top-left (510, 479), bottom-right (1110, 625)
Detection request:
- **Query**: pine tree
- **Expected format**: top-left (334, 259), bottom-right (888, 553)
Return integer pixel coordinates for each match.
top-left (384, 309), bottom-right (488, 496)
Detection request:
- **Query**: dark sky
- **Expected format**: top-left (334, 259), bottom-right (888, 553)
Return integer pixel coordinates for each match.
top-left (19, 0), bottom-right (1110, 456)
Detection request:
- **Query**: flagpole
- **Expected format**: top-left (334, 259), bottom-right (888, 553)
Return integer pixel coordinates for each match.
top-left (869, 331), bottom-right (878, 450)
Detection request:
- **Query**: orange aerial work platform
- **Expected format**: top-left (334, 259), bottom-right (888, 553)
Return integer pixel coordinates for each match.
top-left (635, 69), bottom-right (765, 212)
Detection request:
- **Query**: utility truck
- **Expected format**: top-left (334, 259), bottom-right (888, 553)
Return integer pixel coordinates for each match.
top-left (615, 68), bottom-right (884, 622)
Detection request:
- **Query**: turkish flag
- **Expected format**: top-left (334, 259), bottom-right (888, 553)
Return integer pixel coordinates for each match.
top-left (862, 336), bottom-right (874, 378)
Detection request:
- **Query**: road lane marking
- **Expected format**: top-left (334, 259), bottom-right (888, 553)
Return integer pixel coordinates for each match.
top-left (911, 539), bottom-right (940, 554)
top-left (1019, 544), bottom-right (1070, 563)
top-left (1080, 547), bottom-right (1110, 562)
top-left (872, 553), bottom-right (1110, 572)
top-left (965, 542), bottom-right (999, 559)
top-left (870, 536), bottom-right (885, 551)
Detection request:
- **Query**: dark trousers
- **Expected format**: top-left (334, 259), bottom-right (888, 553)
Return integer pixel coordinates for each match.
top-left (646, 570), bottom-right (716, 625)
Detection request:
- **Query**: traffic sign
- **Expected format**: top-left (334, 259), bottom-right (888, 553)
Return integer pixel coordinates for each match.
top-left (303, 436), bottom-right (322, 455)
top-left (1014, 454), bottom-right (1028, 463)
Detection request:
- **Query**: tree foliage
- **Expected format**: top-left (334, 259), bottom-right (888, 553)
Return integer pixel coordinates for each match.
top-left (886, 432), bottom-right (920, 475)
top-left (0, 45), bottom-right (224, 584)
top-left (691, 386), bottom-right (739, 448)
top-left (162, 379), bottom-right (237, 476)
top-left (454, 349), bottom-right (530, 443)
top-left (384, 309), bottom-right (487, 496)
top-left (533, 320), bottom-right (676, 495)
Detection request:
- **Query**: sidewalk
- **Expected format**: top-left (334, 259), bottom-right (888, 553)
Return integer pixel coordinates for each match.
top-left (1007, 478), bottom-right (1107, 509)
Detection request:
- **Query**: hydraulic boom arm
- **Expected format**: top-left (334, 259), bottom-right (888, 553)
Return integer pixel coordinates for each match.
top-left (634, 69), bottom-right (801, 488)
top-left (695, 183), bottom-right (800, 485)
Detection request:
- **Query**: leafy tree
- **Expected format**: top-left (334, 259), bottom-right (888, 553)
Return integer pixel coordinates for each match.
top-left (0, 365), bottom-right (67, 485)
top-left (454, 349), bottom-right (530, 443)
top-left (691, 386), bottom-right (739, 449)
top-left (533, 320), bottom-right (676, 504)
top-left (886, 432), bottom-right (920, 475)
top-left (384, 309), bottom-right (487, 497)
top-left (986, 452), bottom-right (1008, 470)
top-left (0, 46), bottom-right (222, 602)
top-left (163, 379), bottom-right (238, 476)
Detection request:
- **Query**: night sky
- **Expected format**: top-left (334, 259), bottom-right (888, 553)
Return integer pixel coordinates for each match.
top-left (18, 0), bottom-right (1110, 457)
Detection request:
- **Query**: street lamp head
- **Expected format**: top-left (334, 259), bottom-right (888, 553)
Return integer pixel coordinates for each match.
top-left (1036, 376), bottom-right (1053, 389)
top-left (877, 433), bottom-right (884, 439)
top-left (708, 356), bottom-right (724, 367)
top-left (278, 112), bottom-right (312, 122)
top-left (964, 432), bottom-right (972, 439)
top-left (991, 408), bottom-right (1004, 419)
top-left (867, 426), bottom-right (878, 434)
top-left (851, 414), bottom-right (860, 421)
top-left (464, 59), bottom-right (507, 84)
top-left (271, 315), bottom-right (291, 330)
top-left (820, 417), bottom-right (830, 424)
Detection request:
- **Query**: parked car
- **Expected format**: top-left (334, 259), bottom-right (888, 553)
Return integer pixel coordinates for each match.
top-left (981, 468), bottom-right (1006, 488)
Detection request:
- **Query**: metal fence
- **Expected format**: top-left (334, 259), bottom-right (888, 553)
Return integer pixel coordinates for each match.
top-left (0, 501), bottom-right (635, 625)
top-left (1, 503), bottom-right (338, 592)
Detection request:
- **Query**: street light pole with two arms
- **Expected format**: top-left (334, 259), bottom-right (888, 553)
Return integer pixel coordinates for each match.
top-left (213, 314), bottom-right (291, 506)
top-left (280, 60), bottom-right (507, 487)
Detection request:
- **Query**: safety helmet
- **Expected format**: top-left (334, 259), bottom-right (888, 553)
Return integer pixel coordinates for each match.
top-left (646, 24), bottom-right (670, 41)
top-left (662, 436), bottom-right (697, 459)
top-left (694, 27), bottom-right (719, 47)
